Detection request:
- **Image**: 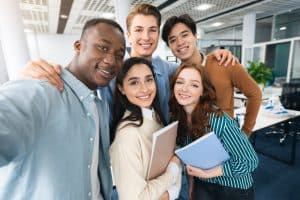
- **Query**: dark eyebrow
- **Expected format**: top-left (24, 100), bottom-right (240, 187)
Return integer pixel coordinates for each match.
top-left (180, 30), bottom-right (189, 35)
top-left (127, 74), bottom-right (153, 81)
top-left (100, 38), bottom-right (111, 44)
top-left (99, 38), bottom-right (125, 54)
top-left (127, 77), bottom-right (139, 81)
top-left (169, 30), bottom-right (190, 40)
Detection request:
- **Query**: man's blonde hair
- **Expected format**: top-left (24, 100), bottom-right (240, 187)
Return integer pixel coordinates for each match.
top-left (126, 3), bottom-right (161, 31)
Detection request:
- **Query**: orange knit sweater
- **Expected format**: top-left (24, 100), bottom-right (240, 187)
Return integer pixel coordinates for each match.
top-left (204, 55), bottom-right (262, 136)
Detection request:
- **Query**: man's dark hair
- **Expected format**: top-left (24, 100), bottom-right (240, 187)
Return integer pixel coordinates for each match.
top-left (162, 14), bottom-right (196, 46)
top-left (80, 18), bottom-right (124, 38)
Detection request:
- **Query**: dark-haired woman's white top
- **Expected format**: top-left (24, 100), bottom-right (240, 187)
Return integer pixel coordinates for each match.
top-left (110, 108), bottom-right (181, 200)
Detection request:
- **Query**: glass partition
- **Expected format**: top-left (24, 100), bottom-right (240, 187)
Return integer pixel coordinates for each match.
top-left (290, 40), bottom-right (300, 80)
top-left (253, 46), bottom-right (265, 62)
top-left (273, 8), bottom-right (300, 40)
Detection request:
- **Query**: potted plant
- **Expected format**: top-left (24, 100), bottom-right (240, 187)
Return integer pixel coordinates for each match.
top-left (247, 61), bottom-right (273, 88)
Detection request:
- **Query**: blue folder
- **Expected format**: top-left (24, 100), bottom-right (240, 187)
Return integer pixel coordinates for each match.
top-left (175, 131), bottom-right (230, 170)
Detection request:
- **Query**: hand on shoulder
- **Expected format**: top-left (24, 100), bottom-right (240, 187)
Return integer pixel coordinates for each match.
top-left (19, 59), bottom-right (64, 91)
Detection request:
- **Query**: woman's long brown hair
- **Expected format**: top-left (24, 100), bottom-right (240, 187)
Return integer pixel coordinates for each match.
top-left (169, 63), bottom-right (222, 143)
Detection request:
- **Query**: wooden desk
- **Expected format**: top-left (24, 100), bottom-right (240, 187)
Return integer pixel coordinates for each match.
top-left (235, 106), bottom-right (300, 165)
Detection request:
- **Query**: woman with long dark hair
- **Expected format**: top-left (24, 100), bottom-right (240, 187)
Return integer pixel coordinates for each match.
top-left (110, 57), bottom-right (181, 200)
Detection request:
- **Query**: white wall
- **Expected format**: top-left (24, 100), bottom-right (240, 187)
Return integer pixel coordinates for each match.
top-left (203, 27), bottom-right (242, 40)
top-left (27, 33), bottom-right (79, 66)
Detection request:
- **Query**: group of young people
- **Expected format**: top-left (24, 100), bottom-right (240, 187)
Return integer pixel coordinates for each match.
top-left (0, 3), bottom-right (261, 200)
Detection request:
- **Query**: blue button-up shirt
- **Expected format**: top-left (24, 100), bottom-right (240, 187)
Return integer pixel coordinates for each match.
top-left (0, 69), bottom-right (112, 200)
top-left (152, 56), bottom-right (178, 122)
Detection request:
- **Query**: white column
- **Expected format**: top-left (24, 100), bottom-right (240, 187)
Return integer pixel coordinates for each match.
top-left (242, 13), bottom-right (256, 66)
top-left (26, 32), bottom-right (40, 60)
top-left (0, 41), bottom-right (9, 84)
top-left (113, 0), bottom-right (130, 47)
top-left (0, 0), bottom-right (30, 80)
top-left (197, 27), bottom-right (205, 50)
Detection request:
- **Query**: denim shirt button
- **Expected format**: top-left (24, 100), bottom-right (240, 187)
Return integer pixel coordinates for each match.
top-left (88, 165), bottom-right (91, 169)
top-left (88, 192), bottom-right (91, 197)
top-left (90, 137), bottom-right (94, 142)
top-left (87, 112), bottom-right (91, 117)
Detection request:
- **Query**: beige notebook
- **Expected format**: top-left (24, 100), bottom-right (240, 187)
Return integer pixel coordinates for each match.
top-left (147, 121), bottom-right (178, 180)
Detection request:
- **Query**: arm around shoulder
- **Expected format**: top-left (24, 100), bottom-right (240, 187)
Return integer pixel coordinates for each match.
top-left (19, 59), bottom-right (64, 91)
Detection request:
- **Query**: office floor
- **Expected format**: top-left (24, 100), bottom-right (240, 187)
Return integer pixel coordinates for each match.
top-left (253, 131), bottom-right (300, 200)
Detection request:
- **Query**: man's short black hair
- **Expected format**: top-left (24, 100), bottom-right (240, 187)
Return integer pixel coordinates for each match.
top-left (80, 18), bottom-right (124, 38)
top-left (162, 14), bottom-right (196, 46)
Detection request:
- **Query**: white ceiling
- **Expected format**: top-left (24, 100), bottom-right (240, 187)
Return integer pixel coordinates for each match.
top-left (20, 0), bottom-right (300, 34)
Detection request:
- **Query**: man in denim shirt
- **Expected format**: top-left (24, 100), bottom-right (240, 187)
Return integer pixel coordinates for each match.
top-left (0, 18), bottom-right (125, 200)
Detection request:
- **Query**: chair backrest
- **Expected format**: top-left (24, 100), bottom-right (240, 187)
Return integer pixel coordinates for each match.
top-left (280, 82), bottom-right (300, 111)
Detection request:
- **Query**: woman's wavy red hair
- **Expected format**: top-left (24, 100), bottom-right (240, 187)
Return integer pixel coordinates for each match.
top-left (169, 63), bottom-right (222, 142)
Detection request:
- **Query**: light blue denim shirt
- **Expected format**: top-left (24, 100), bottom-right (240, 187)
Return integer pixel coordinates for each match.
top-left (100, 56), bottom-right (178, 124)
top-left (151, 56), bottom-right (178, 122)
top-left (0, 69), bottom-right (112, 200)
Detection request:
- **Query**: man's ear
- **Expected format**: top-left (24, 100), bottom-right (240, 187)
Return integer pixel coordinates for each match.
top-left (117, 84), bottom-right (125, 95)
top-left (74, 40), bottom-right (81, 54)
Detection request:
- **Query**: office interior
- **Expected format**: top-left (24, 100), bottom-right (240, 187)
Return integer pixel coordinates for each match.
top-left (0, 0), bottom-right (300, 199)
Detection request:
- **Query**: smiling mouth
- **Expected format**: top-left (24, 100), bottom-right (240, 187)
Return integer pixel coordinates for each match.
top-left (96, 66), bottom-right (115, 79)
top-left (140, 43), bottom-right (152, 49)
top-left (177, 46), bottom-right (189, 54)
top-left (137, 94), bottom-right (152, 100)
top-left (178, 93), bottom-right (190, 99)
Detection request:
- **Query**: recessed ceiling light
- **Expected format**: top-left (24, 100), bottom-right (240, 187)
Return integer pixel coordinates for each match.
top-left (24, 29), bottom-right (33, 33)
top-left (60, 14), bottom-right (68, 19)
top-left (195, 3), bottom-right (215, 11)
top-left (211, 22), bottom-right (223, 27)
top-left (279, 26), bottom-right (286, 30)
top-left (102, 12), bottom-right (114, 19)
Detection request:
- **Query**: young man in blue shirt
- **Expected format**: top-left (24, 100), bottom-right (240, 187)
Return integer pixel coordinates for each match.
top-left (0, 18), bottom-right (125, 200)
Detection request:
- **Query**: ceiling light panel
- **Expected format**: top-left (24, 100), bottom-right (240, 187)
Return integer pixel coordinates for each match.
top-left (20, 0), bottom-right (49, 33)
top-left (195, 3), bottom-right (215, 11)
top-left (161, 0), bottom-right (250, 21)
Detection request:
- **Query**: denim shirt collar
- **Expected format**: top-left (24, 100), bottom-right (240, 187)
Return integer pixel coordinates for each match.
top-left (61, 68), bottom-right (101, 102)
top-left (151, 56), bottom-right (163, 75)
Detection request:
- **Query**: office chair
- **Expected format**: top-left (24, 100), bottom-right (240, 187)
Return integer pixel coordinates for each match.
top-left (265, 82), bottom-right (300, 144)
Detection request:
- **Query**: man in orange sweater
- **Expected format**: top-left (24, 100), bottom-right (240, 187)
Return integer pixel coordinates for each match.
top-left (162, 14), bottom-right (262, 136)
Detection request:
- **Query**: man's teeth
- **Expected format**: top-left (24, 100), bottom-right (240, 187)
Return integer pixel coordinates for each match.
top-left (178, 47), bottom-right (188, 53)
top-left (141, 44), bottom-right (151, 47)
top-left (98, 68), bottom-right (113, 75)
